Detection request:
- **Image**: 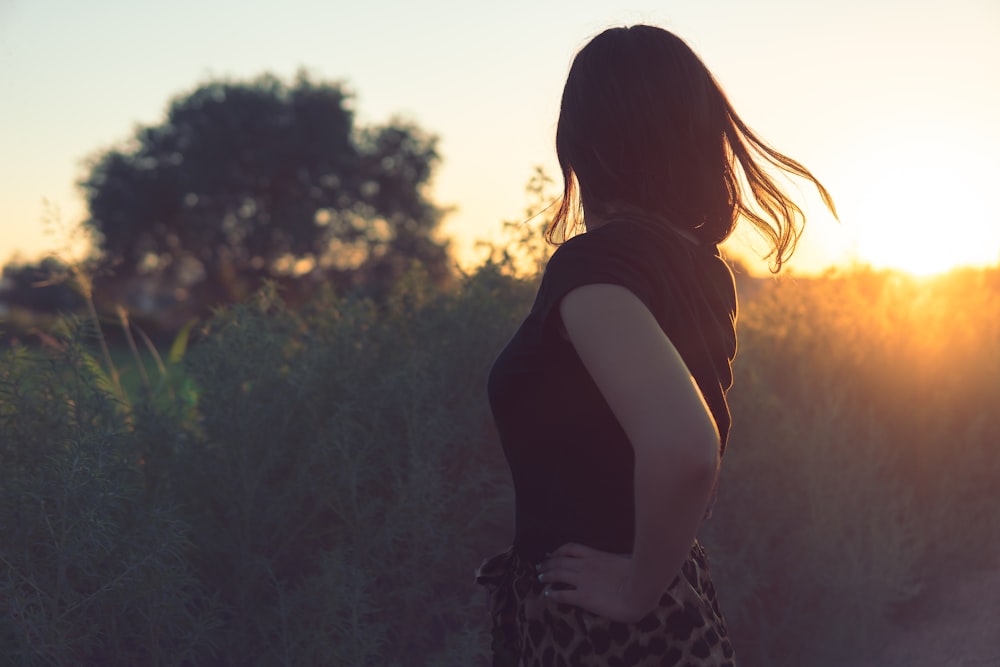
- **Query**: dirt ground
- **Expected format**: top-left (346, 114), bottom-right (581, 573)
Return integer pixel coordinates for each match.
top-left (853, 563), bottom-right (1000, 667)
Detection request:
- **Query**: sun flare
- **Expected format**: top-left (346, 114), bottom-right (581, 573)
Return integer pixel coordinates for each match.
top-left (837, 136), bottom-right (999, 277)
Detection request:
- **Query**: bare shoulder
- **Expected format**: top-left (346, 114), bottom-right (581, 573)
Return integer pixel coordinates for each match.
top-left (559, 283), bottom-right (720, 460)
top-left (558, 283), bottom-right (677, 387)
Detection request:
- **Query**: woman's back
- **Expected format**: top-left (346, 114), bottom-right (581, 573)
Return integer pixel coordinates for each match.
top-left (488, 218), bottom-right (737, 561)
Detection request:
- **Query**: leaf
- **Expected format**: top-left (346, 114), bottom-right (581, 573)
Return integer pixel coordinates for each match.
top-left (168, 319), bottom-right (198, 364)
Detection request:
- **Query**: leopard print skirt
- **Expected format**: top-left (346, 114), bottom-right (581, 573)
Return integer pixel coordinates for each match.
top-left (475, 541), bottom-right (736, 666)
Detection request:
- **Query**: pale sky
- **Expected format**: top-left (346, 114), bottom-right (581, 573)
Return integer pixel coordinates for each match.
top-left (2, 0), bottom-right (999, 276)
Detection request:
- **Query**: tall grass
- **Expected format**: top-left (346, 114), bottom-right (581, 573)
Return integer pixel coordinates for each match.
top-left (0, 319), bottom-right (217, 666)
top-left (163, 269), bottom-right (532, 665)
top-left (1, 257), bottom-right (997, 665)
top-left (701, 266), bottom-right (1000, 665)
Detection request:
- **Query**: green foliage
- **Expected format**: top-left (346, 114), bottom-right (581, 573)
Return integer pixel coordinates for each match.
top-left (145, 268), bottom-right (535, 665)
top-left (2, 251), bottom-right (998, 665)
top-left (476, 166), bottom-right (557, 278)
top-left (0, 321), bottom-right (217, 666)
top-left (79, 72), bottom-right (451, 324)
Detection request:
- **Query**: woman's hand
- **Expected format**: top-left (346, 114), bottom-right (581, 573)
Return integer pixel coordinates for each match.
top-left (537, 542), bottom-right (662, 624)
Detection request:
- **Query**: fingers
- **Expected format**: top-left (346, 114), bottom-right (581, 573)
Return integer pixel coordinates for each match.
top-left (538, 564), bottom-right (581, 587)
top-left (539, 543), bottom-right (603, 585)
top-left (543, 585), bottom-right (582, 607)
top-left (539, 554), bottom-right (584, 573)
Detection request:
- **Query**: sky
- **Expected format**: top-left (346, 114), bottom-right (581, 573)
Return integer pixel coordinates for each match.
top-left (2, 0), bottom-right (999, 276)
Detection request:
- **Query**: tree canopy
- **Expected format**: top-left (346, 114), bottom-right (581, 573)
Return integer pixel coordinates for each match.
top-left (80, 72), bottom-right (451, 312)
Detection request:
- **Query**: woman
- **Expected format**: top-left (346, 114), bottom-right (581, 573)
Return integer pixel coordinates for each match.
top-left (478, 25), bottom-right (835, 666)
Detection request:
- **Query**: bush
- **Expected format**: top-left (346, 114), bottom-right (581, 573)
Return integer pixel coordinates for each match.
top-left (149, 265), bottom-right (534, 665)
top-left (2, 260), bottom-right (997, 666)
top-left (0, 321), bottom-right (216, 666)
top-left (701, 266), bottom-right (1000, 665)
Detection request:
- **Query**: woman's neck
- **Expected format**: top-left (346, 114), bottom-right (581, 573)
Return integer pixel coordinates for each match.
top-left (583, 205), bottom-right (701, 246)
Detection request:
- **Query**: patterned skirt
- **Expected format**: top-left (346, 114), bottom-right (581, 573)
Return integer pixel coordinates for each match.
top-left (475, 541), bottom-right (736, 666)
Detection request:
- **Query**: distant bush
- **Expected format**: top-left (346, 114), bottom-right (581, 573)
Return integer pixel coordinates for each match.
top-left (0, 257), bottom-right (85, 315)
top-left (2, 258), bottom-right (997, 666)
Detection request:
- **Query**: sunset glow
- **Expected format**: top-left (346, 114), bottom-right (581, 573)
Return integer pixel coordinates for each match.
top-left (2, 1), bottom-right (999, 279)
top-left (835, 135), bottom-right (998, 277)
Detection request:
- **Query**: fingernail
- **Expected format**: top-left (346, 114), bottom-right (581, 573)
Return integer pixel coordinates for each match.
top-left (543, 589), bottom-right (550, 598)
top-left (534, 563), bottom-right (542, 572)
top-left (537, 573), bottom-right (544, 582)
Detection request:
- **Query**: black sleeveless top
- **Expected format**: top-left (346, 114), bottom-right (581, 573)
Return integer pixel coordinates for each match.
top-left (486, 219), bottom-right (738, 562)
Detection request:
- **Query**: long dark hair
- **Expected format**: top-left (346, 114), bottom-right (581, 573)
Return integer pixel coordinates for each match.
top-left (550, 25), bottom-right (836, 272)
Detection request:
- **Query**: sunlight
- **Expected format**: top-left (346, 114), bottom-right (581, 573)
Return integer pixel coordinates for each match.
top-left (837, 134), bottom-right (1000, 277)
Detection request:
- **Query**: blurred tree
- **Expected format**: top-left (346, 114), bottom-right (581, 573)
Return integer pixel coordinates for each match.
top-left (0, 257), bottom-right (83, 313)
top-left (80, 72), bottom-right (451, 314)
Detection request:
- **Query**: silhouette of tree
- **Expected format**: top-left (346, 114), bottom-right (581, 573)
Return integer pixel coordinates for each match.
top-left (80, 72), bottom-right (451, 313)
top-left (0, 257), bottom-right (83, 313)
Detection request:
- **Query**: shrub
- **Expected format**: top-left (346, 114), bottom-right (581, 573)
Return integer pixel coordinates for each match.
top-left (153, 266), bottom-right (535, 665)
top-left (701, 266), bottom-right (1000, 666)
top-left (0, 321), bottom-right (216, 666)
top-left (2, 259), bottom-right (997, 666)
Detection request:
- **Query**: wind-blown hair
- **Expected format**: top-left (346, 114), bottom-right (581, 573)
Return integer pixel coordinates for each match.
top-left (550, 25), bottom-right (836, 272)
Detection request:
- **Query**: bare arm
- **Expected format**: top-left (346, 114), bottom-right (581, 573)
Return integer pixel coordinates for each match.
top-left (540, 283), bottom-right (720, 621)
